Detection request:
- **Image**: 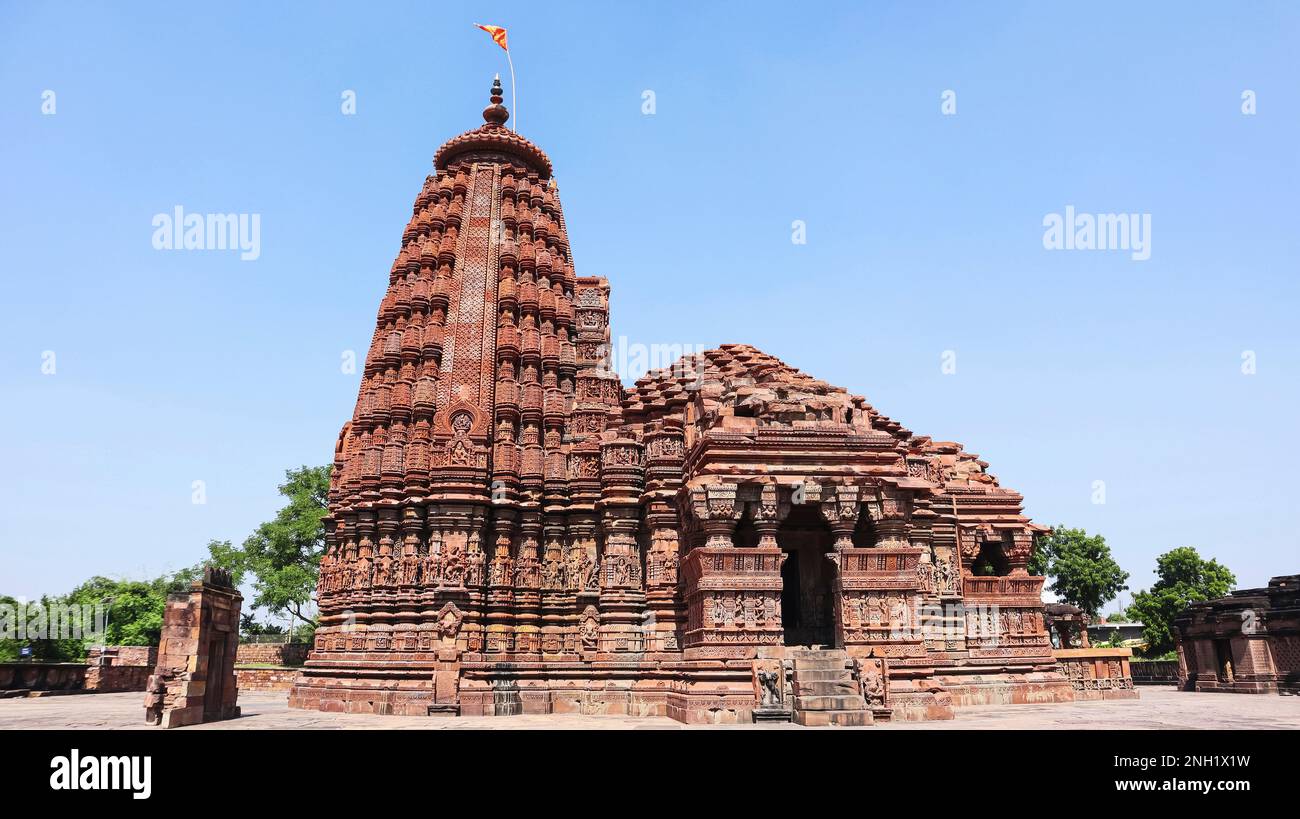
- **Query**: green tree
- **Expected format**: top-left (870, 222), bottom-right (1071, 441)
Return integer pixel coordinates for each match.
top-left (1030, 526), bottom-right (1130, 618)
top-left (231, 465), bottom-right (329, 629)
top-left (65, 577), bottom-right (168, 648)
top-left (1096, 628), bottom-right (1127, 648)
top-left (1127, 546), bottom-right (1235, 656)
top-left (1, 568), bottom-right (201, 661)
top-left (239, 612), bottom-right (285, 637)
top-left (1027, 537), bottom-right (1051, 576)
top-left (2, 466), bottom-right (329, 659)
top-left (9, 594), bottom-right (85, 661)
top-left (203, 539), bottom-right (248, 587)
top-left (0, 594), bottom-right (24, 661)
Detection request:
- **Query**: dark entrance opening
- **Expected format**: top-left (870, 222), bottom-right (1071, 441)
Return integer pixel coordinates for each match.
top-left (780, 550), bottom-right (802, 641)
top-left (203, 637), bottom-right (226, 719)
top-left (779, 505), bottom-right (836, 647)
top-left (1182, 642), bottom-right (1199, 690)
top-left (1214, 639), bottom-right (1235, 685)
top-left (972, 538), bottom-right (1011, 576)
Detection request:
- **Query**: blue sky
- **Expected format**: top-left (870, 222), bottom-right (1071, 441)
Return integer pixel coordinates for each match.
top-left (1, 1), bottom-right (1296, 617)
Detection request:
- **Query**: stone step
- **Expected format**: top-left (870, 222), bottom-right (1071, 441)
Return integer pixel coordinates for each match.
top-left (786, 648), bottom-right (847, 660)
top-left (426, 703), bottom-right (460, 717)
top-left (792, 668), bottom-right (851, 682)
top-left (794, 708), bottom-right (873, 727)
top-left (791, 658), bottom-right (848, 672)
top-left (795, 694), bottom-right (868, 712)
top-left (793, 679), bottom-right (860, 697)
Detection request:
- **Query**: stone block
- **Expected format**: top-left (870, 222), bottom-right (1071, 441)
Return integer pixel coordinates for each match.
top-left (794, 709), bottom-right (871, 727)
top-left (794, 694), bottom-right (867, 711)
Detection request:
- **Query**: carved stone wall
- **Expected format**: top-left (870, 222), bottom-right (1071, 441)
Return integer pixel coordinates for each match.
top-left (1054, 648), bottom-right (1139, 701)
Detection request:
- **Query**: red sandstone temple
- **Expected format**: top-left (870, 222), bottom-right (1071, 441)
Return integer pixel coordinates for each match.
top-left (289, 79), bottom-right (1073, 723)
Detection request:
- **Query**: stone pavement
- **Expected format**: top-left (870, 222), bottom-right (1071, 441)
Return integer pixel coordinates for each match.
top-left (1, 687), bottom-right (1296, 730)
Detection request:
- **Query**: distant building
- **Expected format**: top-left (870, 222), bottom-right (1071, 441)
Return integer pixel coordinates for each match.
top-left (1088, 620), bottom-right (1145, 644)
top-left (1174, 574), bottom-right (1299, 694)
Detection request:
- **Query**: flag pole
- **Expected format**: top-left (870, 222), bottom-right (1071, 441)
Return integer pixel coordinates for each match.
top-left (475, 24), bottom-right (516, 132)
top-left (506, 48), bottom-right (516, 132)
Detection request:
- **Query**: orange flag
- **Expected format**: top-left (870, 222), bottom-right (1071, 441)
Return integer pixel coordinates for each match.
top-left (475, 23), bottom-right (509, 52)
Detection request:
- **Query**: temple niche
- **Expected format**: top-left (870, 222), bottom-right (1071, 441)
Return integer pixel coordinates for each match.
top-left (288, 78), bottom-right (1074, 724)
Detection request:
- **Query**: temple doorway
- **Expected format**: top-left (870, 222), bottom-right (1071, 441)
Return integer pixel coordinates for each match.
top-left (203, 638), bottom-right (226, 720)
top-left (1214, 639), bottom-right (1235, 684)
top-left (779, 506), bottom-right (836, 647)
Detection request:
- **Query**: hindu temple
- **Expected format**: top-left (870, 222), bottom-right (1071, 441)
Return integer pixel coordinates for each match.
top-left (288, 78), bottom-right (1075, 724)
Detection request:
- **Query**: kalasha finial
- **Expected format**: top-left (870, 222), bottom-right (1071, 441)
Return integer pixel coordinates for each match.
top-left (483, 74), bottom-right (509, 127)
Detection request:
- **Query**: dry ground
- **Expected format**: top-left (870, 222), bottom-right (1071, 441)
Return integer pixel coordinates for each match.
top-left (1, 686), bottom-right (1297, 730)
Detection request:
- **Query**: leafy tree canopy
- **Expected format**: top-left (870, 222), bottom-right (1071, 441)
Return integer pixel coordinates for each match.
top-left (224, 465), bottom-right (329, 629)
top-left (1, 570), bottom-right (198, 661)
top-left (1127, 546), bottom-right (1235, 656)
top-left (2, 466), bottom-right (330, 660)
top-left (1029, 526), bottom-right (1129, 618)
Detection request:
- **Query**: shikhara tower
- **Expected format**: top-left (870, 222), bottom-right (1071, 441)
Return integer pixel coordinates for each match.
top-left (289, 79), bottom-right (1076, 723)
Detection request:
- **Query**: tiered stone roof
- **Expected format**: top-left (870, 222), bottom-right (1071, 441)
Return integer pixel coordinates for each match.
top-left (328, 77), bottom-right (593, 515)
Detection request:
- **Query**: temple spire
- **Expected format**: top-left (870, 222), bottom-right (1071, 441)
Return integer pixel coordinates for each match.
top-left (483, 74), bottom-right (509, 128)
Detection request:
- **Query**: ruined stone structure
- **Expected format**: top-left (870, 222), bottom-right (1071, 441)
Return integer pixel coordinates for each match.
top-left (1044, 602), bottom-right (1091, 648)
top-left (1053, 648), bottom-right (1138, 701)
top-left (234, 642), bottom-right (308, 693)
top-left (289, 79), bottom-right (1073, 723)
top-left (85, 645), bottom-right (156, 692)
top-left (144, 567), bottom-right (242, 728)
top-left (1, 648), bottom-right (156, 697)
top-left (1175, 574), bottom-right (1300, 695)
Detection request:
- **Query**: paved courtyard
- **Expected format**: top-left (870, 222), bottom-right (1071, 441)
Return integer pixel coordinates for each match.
top-left (2, 687), bottom-right (1297, 729)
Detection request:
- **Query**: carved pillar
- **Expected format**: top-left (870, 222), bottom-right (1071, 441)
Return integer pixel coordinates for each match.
top-left (340, 513), bottom-right (358, 562)
top-left (823, 485), bottom-right (860, 551)
top-left (356, 510), bottom-right (376, 593)
top-left (396, 505), bottom-right (421, 593)
top-left (512, 509), bottom-right (542, 656)
top-left (818, 486), bottom-right (860, 649)
top-left (567, 513), bottom-right (599, 654)
top-left (484, 508), bottom-right (516, 653)
top-left (751, 484), bottom-right (789, 550)
top-left (875, 487), bottom-right (910, 548)
top-left (376, 506), bottom-right (399, 590)
top-left (925, 504), bottom-right (964, 650)
top-left (643, 425), bottom-right (686, 654)
top-left (422, 504), bottom-right (444, 590)
top-left (539, 518), bottom-right (570, 656)
top-left (701, 483), bottom-right (740, 548)
top-left (597, 439), bottom-right (646, 654)
top-left (644, 502), bottom-right (683, 652)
